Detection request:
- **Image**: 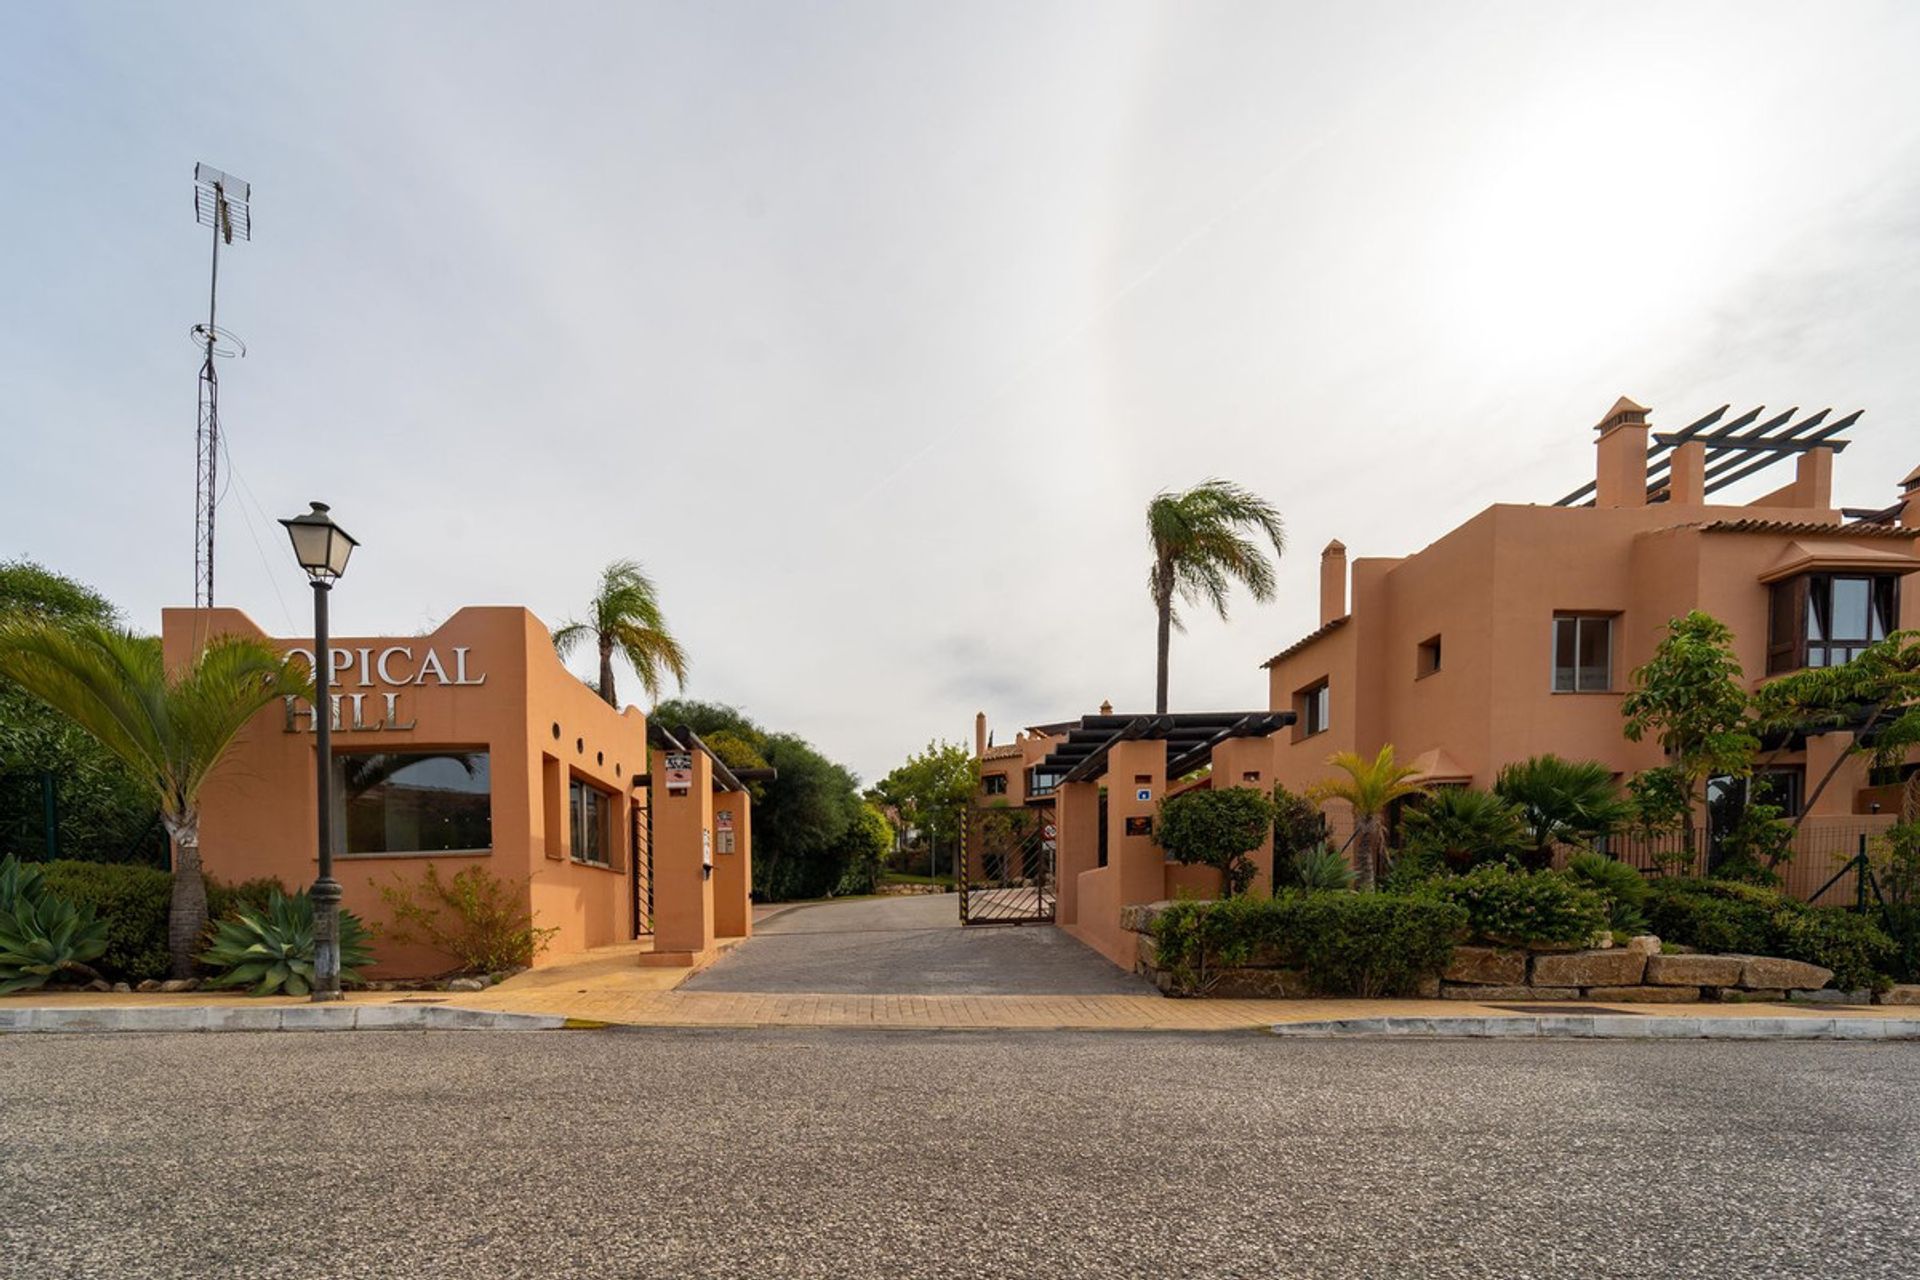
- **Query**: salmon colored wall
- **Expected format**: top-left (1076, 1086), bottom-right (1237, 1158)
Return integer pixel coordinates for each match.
top-left (651, 748), bottom-right (716, 959)
top-left (713, 792), bottom-right (752, 939)
top-left (1053, 780), bottom-right (1098, 927)
top-left (160, 606), bottom-right (646, 978)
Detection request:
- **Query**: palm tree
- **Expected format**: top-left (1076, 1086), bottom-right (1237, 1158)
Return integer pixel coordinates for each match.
top-left (0, 622), bottom-right (310, 976)
top-left (1493, 754), bottom-right (1633, 869)
top-left (552, 559), bottom-right (688, 708)
top-left (1146, 479), bottom-right (1286, 714)
top-left (1307, 746), bottom-right (1429, 890)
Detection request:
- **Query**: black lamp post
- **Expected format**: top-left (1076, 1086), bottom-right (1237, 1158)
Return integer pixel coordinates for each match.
top-left (278, 501), bottom-right (359, 1002)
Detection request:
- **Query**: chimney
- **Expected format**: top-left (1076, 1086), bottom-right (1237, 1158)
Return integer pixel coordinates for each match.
top-left (1900, 464), bottom-right (1920, 528)
top-left (1794, 447), bottom-right (1834, 510)
top-left (1319, 540), bottom-right (1347, 626)
top-left (1098, 699), bottom-right (1113, 716)
top-left (974, 711), bottom-right (986, 758)
top-left (1668, 440), bottom-right (1705, 506)
top-left (1594, 396), bottom-right (1651, 508)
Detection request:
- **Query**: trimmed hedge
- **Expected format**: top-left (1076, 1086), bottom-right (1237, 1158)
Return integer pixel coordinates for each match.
top-left (1419, 865), bottom-right (1608, 947)
top-left (1151, 892), bottom-right (1466, 997)
top-left (31, 862), bottom-right (291, 983)
top-left (39, 860), bottom-right (171, 982)
top-left (1646, 879), bottom-right (1895, 992)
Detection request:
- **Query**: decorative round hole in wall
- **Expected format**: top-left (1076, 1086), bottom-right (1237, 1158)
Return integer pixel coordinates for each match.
top-left (575, 737), bottom-right (584, 755)
top-left (551, 723), bottom-right (561, 740)
top-left (596, 751), bottom-right (604, 766)
top-left (615, 763), bottom-right (622, 778)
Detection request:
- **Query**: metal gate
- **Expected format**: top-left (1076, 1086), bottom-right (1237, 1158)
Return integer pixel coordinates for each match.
top-left (631, 800), bottom-right (654, 937)
top-left (960, 805), bottom-right (1056, 925)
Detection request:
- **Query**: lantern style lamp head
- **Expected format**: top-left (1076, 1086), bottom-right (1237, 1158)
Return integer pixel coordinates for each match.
top-left (279, 502), bottom-right (358, 583)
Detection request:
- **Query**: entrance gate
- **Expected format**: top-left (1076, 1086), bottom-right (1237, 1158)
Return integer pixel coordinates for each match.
top-left (631, 801), bottom-right (654, 937)
top-left (959, 805), bottom-right (1056, 925)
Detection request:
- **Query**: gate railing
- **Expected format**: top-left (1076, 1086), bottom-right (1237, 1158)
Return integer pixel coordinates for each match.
top-left (960, 804), bottom-right (1056, 925)
top-left (631, 801), bottom-right (654, 937)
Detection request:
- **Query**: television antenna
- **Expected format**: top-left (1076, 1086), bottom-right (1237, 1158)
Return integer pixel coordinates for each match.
top-left (191, 162), bottom-right (251, 608)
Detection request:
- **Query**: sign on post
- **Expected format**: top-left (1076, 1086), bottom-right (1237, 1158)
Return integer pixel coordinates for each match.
top-left (665, 752), bottom-right (693, 795)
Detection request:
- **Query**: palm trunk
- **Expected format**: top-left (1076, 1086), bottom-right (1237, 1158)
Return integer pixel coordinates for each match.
top-left (1154, 571), bottom-right (1173, 715)
top-left (1354, 815), bottom-right (1379, 891)
top-left (597, 636), bottom-right (617, 707)
top-left (164, 811), bottom-right (208, 979)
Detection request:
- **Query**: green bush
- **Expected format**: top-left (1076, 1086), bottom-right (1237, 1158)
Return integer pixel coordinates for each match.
top-left (1400, 787), bottom-right (1529, 872)
top-left (0, 854), bottom-right (109, 992)
top-left (1150, 892), bottom-right (1465, 997)
top-left (38, 860), bottom-right (172, 982)
top-left (1646, 879), bottom-right (1897, 992)
top-left (373, 862), bottom-right (557, 974)
top-left (1156, 787), bottom-right (1274, 898)
top-left (207, 875), bottom-right (288, 922)
top-left (1270, 785), bottom-right (1328, 859)
top-left (1564, 852), bottom-right (1651, 934)
top-left (200, 888), bottom-right (373, 996)
top-left (1421, 865), bottom-right (1608, 946)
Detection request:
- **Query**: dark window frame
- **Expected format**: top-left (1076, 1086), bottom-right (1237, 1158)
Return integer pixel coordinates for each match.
top-left (569, 774), bottom-right (616, 867)
top-left (1416, 634), bottom-right (1442, 679)
top-left (331, 748), bottom-right (493, 857)
top-left (981, 772), bottom-right (1010, 796)
top-left (1298, 680), bottom-right (1331, 737)
top-left (1768, 572), bottom-right (1899, 674)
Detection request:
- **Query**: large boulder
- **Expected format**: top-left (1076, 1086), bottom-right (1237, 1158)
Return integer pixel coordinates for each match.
top-left (1443, 946), bottom-right (1527, 986)
top-left (1643, 954), bottom-right (1743, 987)
top-left (1531, 949), bottom-right (1647, 988)
top-left (1624, 935), bottom-right (1662, 956)
top-left (1440, 983), bottom-right (1577, 1001)
top-left (1878, 985), bottom-right (1920, 1007)
top-left (1585, 985), bottom-right (1702, 1003)
top-left (1118, 900), bottom-right (1190, 935)
top-left (1733, 955), bottom-right (1833, 991)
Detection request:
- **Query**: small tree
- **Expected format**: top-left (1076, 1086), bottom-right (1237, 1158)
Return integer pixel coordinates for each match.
top-left (873, 740), bottom-right (977, 880)
top-left (1156, 787), bottom-right (1275, 898)
top-left (1270, 784), bottom-right (1329, 862)
top-left (1307, 746), bottom-right (1429, 891)
top-left (1752, 631), bottom-right (1920, 826)
top-left (1493, 755), bottom-right (1633, 869)
top-left (1622, 611), bottom-right (1759, 852)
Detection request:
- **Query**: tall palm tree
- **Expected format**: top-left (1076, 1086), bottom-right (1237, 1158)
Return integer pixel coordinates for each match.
top-left (1146, 479), bottom-right (1286, 714)
top-left (1308, 745), bottom-right (1430, 890)
top-left (0, 622), bottom-right (310, 976)
top-left (552, 559), bottom-right (688, 708)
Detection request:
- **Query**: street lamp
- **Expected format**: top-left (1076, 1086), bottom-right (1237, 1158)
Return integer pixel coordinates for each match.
top-left (279, 502), bottom-right (359, 1002)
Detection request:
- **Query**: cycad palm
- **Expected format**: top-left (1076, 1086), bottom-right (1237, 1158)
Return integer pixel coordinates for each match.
top-left (0, 622), bottom-right (310, 976)
top-left (1146, 479), bottom-right (1286, 713)
top-left (553, 559), bottom-right (688, 708)
top-left (1307, 745), bottom-right (1429, 890)
top-left (1493, 754), bottom-right (1633, 867)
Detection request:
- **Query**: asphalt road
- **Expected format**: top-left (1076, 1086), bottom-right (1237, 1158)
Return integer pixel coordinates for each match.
top-left (688, 893), bottom-right (1154, 995)
top-left (4, 1029), bottom-right (1917, 1279)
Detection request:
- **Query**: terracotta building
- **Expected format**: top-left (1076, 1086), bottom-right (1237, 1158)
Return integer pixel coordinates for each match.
top-left (1261, 397), bottom-right (1919, 894)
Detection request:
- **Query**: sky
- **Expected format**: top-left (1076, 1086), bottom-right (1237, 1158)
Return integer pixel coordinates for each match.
top-left (3, 2), bottom-right (1918, 783)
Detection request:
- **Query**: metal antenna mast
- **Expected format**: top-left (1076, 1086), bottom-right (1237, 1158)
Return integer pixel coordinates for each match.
top-left (191, 163), bottom-right (251, 608)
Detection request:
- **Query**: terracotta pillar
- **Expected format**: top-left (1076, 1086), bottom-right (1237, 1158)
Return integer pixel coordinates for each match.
top-left (1209, 738), bottom-right (1277, 896)
top-left (1668, 440), bottom-right (1705, 506)
top-left (1107, 740), bottom-right (1168, 911)
top-left (1053, 780), bottom-right (1098, 925)
top-left (1795, 447), bottom-right (1834, 510)
top-left (712, 791), bottom-right (752, 939)
top-left (648, 747), bottom-right (715, 962)
top-left (1319, 541), bottom-right (1348, 625)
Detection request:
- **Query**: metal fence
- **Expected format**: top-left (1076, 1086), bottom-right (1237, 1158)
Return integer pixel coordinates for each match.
top-left (1572, 816), bottom-right (1899, 907)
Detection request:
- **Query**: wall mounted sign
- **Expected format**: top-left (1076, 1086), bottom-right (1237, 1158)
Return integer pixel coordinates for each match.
top-left (702, 828), bottom-right (713, 867)
top-left (665, 752), bottom-right (694, 795)
top-left (282, 645), bottom-right (486, 735)
top-left (1124, 815), bottom-right (1153, 837)
top-left (716, 809), bottom-right (733, 833)
top-left (1135, 788), bottom-right (1152, 802)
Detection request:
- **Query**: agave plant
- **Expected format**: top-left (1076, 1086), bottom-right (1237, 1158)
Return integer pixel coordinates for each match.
top-left (0, 855), bottom-right (109, 993)
top-left (200, 889), bottom-right (373, 997)
top-left (1287, 844), bottom-right (1359, 893)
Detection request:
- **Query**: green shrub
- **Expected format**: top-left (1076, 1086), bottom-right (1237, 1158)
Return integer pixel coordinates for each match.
top-left (1283, 845), bottom-right (1358, 893)
top-left (1150, 892), bottom-right (1465, 997)
top-left (38, 860), bottom-right (172, 982)
top-left (1421, 865), bottom-right (1608, 946)
top-left (1647, 879), bottom-right (1897, 991)
top-left (373, 863), bottom-right (557, 974)
top-left (1270, 785), bottom-right (1328, 859)
top-left (0, 854), bottom-right (110, 992)
top-left (1400, 787), bottom-right (1529, 872)
top-left (1564, 851), bottom-right (1651, 934)
top-left (207, 875), bottom-right (289, 922)
top-left (200, 888), bottom-right (373, 996)
top-left (1156, 787), bottom-right (1274, 898)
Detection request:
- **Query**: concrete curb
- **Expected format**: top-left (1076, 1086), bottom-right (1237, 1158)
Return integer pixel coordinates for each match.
top-left (1269, 1014), bottom-right (1920, 1041)
top-left (0, 1004), bottom-right (568, 1035)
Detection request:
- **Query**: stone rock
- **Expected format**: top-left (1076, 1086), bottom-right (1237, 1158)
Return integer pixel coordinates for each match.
top-left (1589, 932), bottom-right (1615, 950)
top-left (1717, 988), bottom-right (1786, 1003)
top-left (1443, 945), bottom-right (1527, 986)
top-left (446, 977), bottom-right (486, 992)
top-left (87, 979), bottom-right (112, 992)
top-left (1207, 968), bottom-right (1309, 999)
top-left (1584, 985), bottom-right (1702, 1004)
top-left (1790, 988), bottom-right (1871, 1005)
top-left (135, 979), bottom-right (163, 993)
top-left (1878, 985), bottom-right (1920, 1007)
top-left (111, 982), bottom-right (132, 993)
top-left (1644, 954), bottom-right (1743, 987)
top-left (1118, 900), bottom-right (1193, 935)
top-left (158, 978), bottom-right (200, 993)
top-left (1531, 949), bottom-right (1647, 988)
top-left (1411, 975), bottom-right (1441, 999)
top-left (1439, 983), bottom-right (1578, 1001)
top-left (1624, 935), bottom-right (1661, 956)
top-left (1134, 934), bottom-right (1159, 974)
top-left (1733, 955), bottom-right (1833, 992)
